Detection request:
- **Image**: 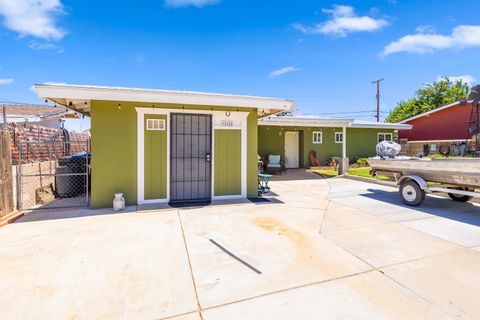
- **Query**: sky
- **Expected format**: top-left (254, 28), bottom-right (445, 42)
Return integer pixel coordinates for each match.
top-left (0, 0), bottom-right (479, 131)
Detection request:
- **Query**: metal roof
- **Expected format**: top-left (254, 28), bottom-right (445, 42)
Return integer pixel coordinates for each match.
top-left (398, 100), bottom-right (472, 124)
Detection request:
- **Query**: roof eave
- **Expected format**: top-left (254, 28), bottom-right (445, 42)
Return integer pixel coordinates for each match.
top-left (349, 123), bottom-right (413, 130)
top-left (397, 100), bottom-right (472, 124)
top-left (34, 84), bottom-right (295, 116)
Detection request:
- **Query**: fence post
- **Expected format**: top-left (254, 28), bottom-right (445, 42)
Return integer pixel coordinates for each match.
top-left (0, 130), bottom-right (14, 217)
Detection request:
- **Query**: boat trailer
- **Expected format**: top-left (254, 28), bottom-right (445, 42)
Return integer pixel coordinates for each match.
top-left (370, 170), bottom-right (480, 207)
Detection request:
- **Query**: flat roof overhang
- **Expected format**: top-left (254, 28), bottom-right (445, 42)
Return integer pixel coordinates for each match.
top-left (259, 116), bottom-right (353, 128)
top-left (349, 122), bottom-right (412, 130)
top-left (33, 83), bottom-right (296, 117)
top-left (259, 116), bottom-right (412, 130)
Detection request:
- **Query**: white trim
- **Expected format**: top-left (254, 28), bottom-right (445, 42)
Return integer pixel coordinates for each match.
top-left (334, 131), bottom-right (343, 144)
top-left (240, 114), bottom-right (248, 198)
top-left (377, 132), bottom-right (393, 143)
top-left (342, 126), bottom-right (347, 158)
top-left (212, 195), bottom-right (243, 201)
top-left (139, 198), bottom-right (169, 205)
top-left (260, 116), bottom-right (351, 128)
top-left (398, 100), bottom-right (471, 124)
top-left (312, 131), bottom-right (323, 144)
top-left (146, 118), bottom-right (165, 130)
top-left (259, 116), bottom-right (412, 130)
top-left (349, 122), bottom-right (412, 130)
top-left (34, 83), bottom-right (295, 115)
top-left (136, 107), bottom-right (248, 204)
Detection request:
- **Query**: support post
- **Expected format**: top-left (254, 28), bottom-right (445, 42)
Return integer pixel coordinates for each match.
top-left (339, 126), bottom-right (349, 175)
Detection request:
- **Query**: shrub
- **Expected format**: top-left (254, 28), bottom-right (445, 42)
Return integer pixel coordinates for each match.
top-left (356, 157), bottom-right (369, 166)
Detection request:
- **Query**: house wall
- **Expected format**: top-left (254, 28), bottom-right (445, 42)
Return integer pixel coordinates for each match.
top-left (398, 102), bottom-right (473, 142)
top-left (90, 100), bottom-right (258, 208)
top-left (258, 125), bottom-right (394, 166)
top-left (346, 128), bottom-right (394, 161)
top-left (144, 114), bottom-right (167, 200)
top-left (214, 129), bottom-right (241, 196)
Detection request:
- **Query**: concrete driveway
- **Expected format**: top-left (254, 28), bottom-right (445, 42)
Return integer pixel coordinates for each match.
top-left (1, 170), bottom-right (480, 319)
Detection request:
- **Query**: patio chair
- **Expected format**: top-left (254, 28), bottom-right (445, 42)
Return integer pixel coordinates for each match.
top-left (308, 150), bottom-right (321, 167)
top-left (264, 154), bottom-right (285, 174)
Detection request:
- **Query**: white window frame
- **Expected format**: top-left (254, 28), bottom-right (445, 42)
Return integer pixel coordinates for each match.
top-left (146, 118), bottom-right (165, 131)
top-left (335, 132), bottom-right (343, 144)
top-left (378, 132), bottom-right (393, 143)
top-left (312, 131), bottom-right (323, 144)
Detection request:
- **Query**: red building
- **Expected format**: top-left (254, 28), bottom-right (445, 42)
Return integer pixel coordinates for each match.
top-left (398, 101), bottom-right (476, 156)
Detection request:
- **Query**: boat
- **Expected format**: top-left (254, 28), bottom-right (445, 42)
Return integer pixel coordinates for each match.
top-left (367, 157), bottom-right (480, 188)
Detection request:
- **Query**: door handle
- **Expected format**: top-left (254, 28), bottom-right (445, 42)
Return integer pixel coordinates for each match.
top-left (206, 153), bottom-right (211, 162)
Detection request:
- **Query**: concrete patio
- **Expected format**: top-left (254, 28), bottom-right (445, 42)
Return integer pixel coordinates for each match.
top-left (1, 170), bottom-right (479, 319)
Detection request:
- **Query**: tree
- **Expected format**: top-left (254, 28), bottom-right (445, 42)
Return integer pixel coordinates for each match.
top-left (385, 77), bottom-right (470, 123)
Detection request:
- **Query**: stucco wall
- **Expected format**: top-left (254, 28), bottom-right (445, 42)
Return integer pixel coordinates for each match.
top-left (258, 125), bottom-right (395, 166)
top-left (90, 100), bottom-right (258, 208)
top-left (214, 129), bottom-right (241, 196)
top-left (144, 114), bottom-right (167, 200)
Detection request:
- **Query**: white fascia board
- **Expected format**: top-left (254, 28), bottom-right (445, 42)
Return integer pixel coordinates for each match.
top-left (259, 117), bottom-right (352, 127)
top-left (349, 123), bottom-right (412, 130)
top-left (34, 83), bottom-right (295, 113)
top-left (258, 121), bottom-right (351, 128)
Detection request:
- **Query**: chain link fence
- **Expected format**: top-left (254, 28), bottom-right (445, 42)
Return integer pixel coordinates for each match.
top-left (14, 139), bottom-right (90, 210)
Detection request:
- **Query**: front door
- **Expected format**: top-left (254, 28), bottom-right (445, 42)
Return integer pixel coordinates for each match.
top-left (284, 131), bottom-right (299, 168)
top-left (170, 114), bottom-right (212, 204)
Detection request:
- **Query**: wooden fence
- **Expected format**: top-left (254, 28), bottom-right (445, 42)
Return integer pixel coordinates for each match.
top-left (0, 130), bottom-right (14, 217)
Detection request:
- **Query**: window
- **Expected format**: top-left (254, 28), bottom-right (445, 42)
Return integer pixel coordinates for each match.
top-left (312, 131), bottom-right (322, 144)
top-left (146, 118), bottom-right (165, 131)
top-left (378, 133), bottom-right (393, 143)
top-left (335, 132), bottom-right (343, 144)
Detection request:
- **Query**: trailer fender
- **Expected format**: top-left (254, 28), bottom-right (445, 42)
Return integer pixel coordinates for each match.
top-left (397, 175), bottom-right (428, 190)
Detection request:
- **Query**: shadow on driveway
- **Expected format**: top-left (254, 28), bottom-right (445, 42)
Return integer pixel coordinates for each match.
top-left (360, 188), bottom-right (480, 227)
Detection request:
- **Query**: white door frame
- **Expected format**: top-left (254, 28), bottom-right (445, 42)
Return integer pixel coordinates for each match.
top-left (284, 131), bottom-right (300, 168)
top-left (136, 107), bottom-right (248, 205)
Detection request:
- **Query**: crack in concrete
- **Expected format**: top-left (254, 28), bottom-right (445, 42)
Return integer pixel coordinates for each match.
top-left (177, 210), bottom-right (204, 320)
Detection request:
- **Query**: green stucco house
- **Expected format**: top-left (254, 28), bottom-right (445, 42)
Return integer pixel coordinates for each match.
top-left (34, 83), bottom-right (294, 208)
top-left (34, 83), bottom-right (410, 209)
top-left (258, 115), bottom-right (410, 167)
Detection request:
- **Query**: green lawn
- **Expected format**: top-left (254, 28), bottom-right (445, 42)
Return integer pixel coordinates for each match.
top-left (312, 166), bottom-right (390, 180)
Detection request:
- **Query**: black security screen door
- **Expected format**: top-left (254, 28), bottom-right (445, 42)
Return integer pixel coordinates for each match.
top-left (170, 113), bottom-right (212, 204)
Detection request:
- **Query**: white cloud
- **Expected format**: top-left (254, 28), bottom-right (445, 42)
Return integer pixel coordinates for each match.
top-left (437, 75), bottom-right (477, 85)
top-left (383, 25), bottom-right (480, 55)
top-left (415, 25), bottom-right (436, 34)
top-left (268, 67), bottom-right (300, 79)
top-left (0, 0), bottom-right (67, 40)
top-left (293, 5), bottom-right (388, 37)
top-left (0, 78), bottom-right (14, 85)
top-left (165, 0), bottom-right (220, 7)
top-left (29, 40), bottom-right (64, 52)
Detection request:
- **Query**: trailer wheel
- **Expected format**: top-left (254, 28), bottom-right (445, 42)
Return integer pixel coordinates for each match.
top-left (448, 188), bottom-right (473, 202)
top-left (400, 180), bottom-right (425, 206)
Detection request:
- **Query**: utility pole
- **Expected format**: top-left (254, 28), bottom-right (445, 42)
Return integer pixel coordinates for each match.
top-left (2, 104), bottom-right (7, 130)
top-left (372, 79), bottom-right (383, 122)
